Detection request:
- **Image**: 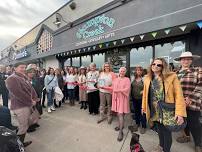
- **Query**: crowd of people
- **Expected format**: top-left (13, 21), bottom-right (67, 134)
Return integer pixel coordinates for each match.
top-left (0, 51), bottom-right (201, 152)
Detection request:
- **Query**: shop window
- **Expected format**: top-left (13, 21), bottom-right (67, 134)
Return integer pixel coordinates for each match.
top-left (64, 58), bottom-right (71, 66)
top-left (155, 41), bottom-right (185, 70)
top-left (81, 55), bottom-right (91, 67)
top-left (37, 30), bottom-right (53, 54)
top-left (72, 57), bottom-right (80, 67)
top-left (130, 46), bottom-right (153, 69)
top-left (93, 53), bottom-right (105, 70)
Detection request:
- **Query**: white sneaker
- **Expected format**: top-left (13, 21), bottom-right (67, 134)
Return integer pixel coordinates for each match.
top-left (50, 106), bottom-right (56, 111)
top-left (47, 108), bottom-right (51, 113)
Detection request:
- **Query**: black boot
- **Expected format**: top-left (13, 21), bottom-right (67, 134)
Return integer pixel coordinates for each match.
top-left (18, 134), bottom-right (32, 147)
top-left (54, 100), bottom-right (58, 108)
top-left (84, 102), bottom-right (87, 110)
top-left (80, 101), bottom-right (84, 109)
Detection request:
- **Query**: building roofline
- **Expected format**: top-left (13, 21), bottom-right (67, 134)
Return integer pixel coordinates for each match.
top-left (1, 0), bottom-right (73, 51)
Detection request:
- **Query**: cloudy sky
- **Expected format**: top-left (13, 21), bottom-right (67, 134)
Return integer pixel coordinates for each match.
top-left (0, 0), bottom-right (68, 51)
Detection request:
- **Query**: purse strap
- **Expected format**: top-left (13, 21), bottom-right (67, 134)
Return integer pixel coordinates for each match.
top-left (47, 76), bottom-right (54, 86)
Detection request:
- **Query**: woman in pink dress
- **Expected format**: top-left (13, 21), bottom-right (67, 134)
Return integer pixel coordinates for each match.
top-left (102, 67), bottom-right (131, 141)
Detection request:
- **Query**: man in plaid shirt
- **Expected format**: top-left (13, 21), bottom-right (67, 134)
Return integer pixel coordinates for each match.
top-left (174, 52), bottom-right (202, 152)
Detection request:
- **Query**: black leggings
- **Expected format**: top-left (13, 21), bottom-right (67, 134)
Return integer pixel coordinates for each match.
top-left (185, 110), bottom-right (202, 147)
top-left (157, 122), bottom-right (172, 152)
top-left (88, 91), bottom-right (100, 114)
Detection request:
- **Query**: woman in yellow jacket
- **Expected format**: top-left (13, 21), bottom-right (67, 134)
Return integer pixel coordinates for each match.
top-left (142, 58), bottom-right (186, 152)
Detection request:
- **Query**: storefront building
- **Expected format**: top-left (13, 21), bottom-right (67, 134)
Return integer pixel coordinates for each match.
top-left (1, 0), bottom-right (202, 76)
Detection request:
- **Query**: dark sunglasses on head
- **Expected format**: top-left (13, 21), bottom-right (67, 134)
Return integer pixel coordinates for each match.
top-left (152, 63), bottom-right (163, 68)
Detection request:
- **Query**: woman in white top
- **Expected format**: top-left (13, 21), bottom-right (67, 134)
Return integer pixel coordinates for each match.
top-left (86, 63), bottom-right (100, 115)
top-left (66, 67), bottom-right (77, 106)
top-left (77, 66), bottom-right (87, 110)
top-left (97, 63), bottom-right (117, 124)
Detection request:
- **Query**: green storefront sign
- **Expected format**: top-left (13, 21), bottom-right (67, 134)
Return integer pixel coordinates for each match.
top-left (76, 14), bottom-right (115, 40)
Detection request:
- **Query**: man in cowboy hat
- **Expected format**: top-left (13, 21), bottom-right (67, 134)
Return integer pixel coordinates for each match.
top-left (174, 51), bottom-right (202, 152)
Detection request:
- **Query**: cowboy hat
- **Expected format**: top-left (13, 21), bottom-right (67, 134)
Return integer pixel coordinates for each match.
top-left (80, 66), bottom-right (85, 69)
top-left (174, 51), bottom-right (200, 61)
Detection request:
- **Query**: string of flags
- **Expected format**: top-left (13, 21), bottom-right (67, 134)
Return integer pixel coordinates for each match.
top-left (56, 21), bottom-right (202, 57)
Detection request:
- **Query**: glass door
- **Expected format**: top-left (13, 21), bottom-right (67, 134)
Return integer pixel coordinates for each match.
top-left (105, 48), bottom-right (130, 76)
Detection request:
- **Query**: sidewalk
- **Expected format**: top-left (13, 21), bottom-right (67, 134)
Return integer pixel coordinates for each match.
top-left (19, 103), bottom-right (194, 152)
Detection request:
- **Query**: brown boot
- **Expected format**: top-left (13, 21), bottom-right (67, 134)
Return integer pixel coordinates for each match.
top-left (140, 127), bottom-right (146, 134)
top-left (151, 145), bottom-right (163, 152)
top-left (117, 130), bottom-right (124, 142)
top-left (18, 134), bottom-right (32, 147)
top-left (195, 146), bottom-right (202, 152)
top-left (176, 135), bottom-right (191, 143)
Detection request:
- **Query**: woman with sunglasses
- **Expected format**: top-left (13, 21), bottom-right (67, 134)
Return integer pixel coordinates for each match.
top-left (142, 58), bottom-right (186, 152)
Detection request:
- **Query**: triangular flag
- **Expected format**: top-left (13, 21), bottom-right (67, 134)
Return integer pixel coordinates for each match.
top-left (151, 32), bottom-right (157, 38)
top-left (130, 37), bottom-right (135, 42)
top-left (121, 39), bottom-right (125, 44)
top-left (113, 41), bottom-right (117, 46)
top-left (78, 49), bottom-right (81, 53)
top-left (196, 21), bottom-right (202, 29)
top-left (105, 43), bottom-right (109, 47)
top-left (179, 25), bottom-right (187, 31)
top-left (60, 53), bottom-right (63, 56)
top-left (140, 35), bottom-right (144, 40)
top-left (83, 48), bottom-right (86, 51)
top-left (88, 47), bottom-right (91, 51)
top-left (164, 29), bottom-right (171, 35)
top-left (99, 44), bottom-right (103, 48)
top-left (74, 50), bottom-right (77, 53)
top-left (93, 46), bottom-right (96, 50)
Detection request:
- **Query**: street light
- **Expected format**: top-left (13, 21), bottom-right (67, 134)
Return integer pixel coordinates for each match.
top-left (53, 13), bottom-right (72, 28)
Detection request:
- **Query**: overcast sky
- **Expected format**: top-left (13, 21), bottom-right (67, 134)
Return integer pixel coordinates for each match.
top-left (0, 0), bottom-right (68, 51)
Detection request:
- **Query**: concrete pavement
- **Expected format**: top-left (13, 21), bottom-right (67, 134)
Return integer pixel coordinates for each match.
top-left (17, 103), bottom-right (194, 152)
top-left (0, 98), bottom-right (194, 152)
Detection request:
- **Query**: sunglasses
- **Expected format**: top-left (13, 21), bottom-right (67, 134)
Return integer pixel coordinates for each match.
top-left (152, 63), bottom-right (163, 68)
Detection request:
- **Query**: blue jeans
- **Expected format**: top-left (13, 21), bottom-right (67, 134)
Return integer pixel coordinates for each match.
top-left (68, 89), bottom-right (75, 101)
top-left (47, 89), bottom-right (54, 107)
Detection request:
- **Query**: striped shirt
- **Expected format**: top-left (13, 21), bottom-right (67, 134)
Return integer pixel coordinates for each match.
top-left (176, 67), bottom-right (202, 111)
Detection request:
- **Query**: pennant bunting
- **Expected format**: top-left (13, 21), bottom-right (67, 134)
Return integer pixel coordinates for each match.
top-left (196, 21), bottom-right (202, 29)
top-left (179, 25), bottom-right (187, 31)
top-left (140, 35), bottom-right (144, 40)
top-left (60, 53), bottom-right (63, 56)
top-left (78, 49), bottom-right (81, 53)
top-left (113, 41), bottom-right (117, 46)
top-left (88, 47), bottom-right (91, 51)
top-left (130, 37), bottom-right (135, 42)
top-left (105, 43), bottom-right (109, 47)
top-left (99, 44), bottom-right (103, 48)
top-left (83, 48), bottom-right (86, 52)
top-left (151, 32), bottom-right (157, 38)
top-left (121, 39), bottom-right (125, 44)
top-left (164, 29), bottom-right (171, 35)
top-left (93, 46), bottom-right (96, 50)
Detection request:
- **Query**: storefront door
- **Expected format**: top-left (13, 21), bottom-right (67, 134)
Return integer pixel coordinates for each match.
top-left (105, 48), bottom-right (130, 76)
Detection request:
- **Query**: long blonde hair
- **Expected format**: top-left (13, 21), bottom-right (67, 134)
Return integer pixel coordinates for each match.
top-left (101, 62), bottom-right (113, 72)
top-left (147, 58), bottom-right (170, 80)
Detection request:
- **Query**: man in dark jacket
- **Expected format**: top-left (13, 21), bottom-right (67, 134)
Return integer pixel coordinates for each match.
top-left (0, 65), bottom-right (9, 107)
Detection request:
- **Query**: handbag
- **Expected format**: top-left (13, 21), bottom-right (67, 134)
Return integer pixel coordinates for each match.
top-left (157, 82), bottom-right (186, 132)
top-left (28, 106), bottom-right (40, 126)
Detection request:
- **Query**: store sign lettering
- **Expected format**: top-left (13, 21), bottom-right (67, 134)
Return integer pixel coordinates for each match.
top-left (76, 14), bottom-right (115, 40)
